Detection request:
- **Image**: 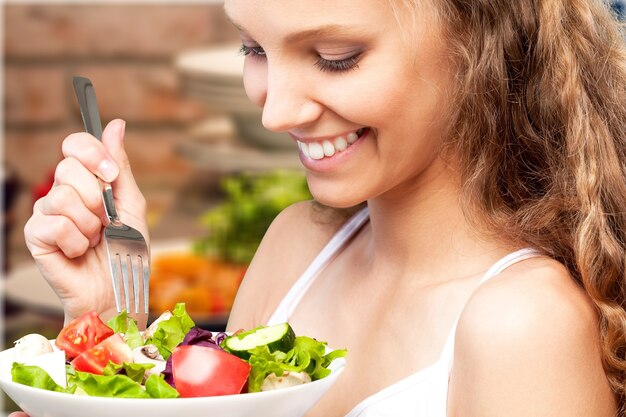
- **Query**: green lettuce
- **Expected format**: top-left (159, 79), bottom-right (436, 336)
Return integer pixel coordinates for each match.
top-left (106, 310), bottom-right (144, 350)
top-left (69, 369), bottom-right (179, 399)
top-left (194, 170), bottom-right (312, 264)
top-left (69, 371), bottom-right (151, 398)
top-left (146, 303), bottom-right (195, 360)
top-left (144, 374), bottom-right (179, 398)
top-left (247, 348), bottom-right (289, 392)
top-left (11, 363), bottom-right (74, 394)
top-left (12, 362), bottom-right (179, 399)
top-left (103, 361), bottom-right (155, 384)
top-left (244, 336), bottom-right (347, 392)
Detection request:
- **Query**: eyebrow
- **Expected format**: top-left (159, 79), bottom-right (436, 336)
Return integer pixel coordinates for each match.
top-left (225, 12), bottom-right (369, 44)
top-left (284, 25), bottom-right (369, 43)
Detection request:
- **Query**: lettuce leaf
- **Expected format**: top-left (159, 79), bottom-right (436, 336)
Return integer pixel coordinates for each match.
top-left (146, 303), bottom-right (195, 360)
top-left (68, 369), bottom-right (180, 398)
top-left (69, 371), bottom-right (151, 398)
top-left (103, 361), bottom-right (155, 384)
top-left (106, 310), bottom-right (144, 350)
top-left (106, 311), bottom-right (129, 333)
top-left (246, 347), bottom-right (288, 392)
top-left (11, 363), bottom-right (74, 394)
top-left (144, 374), bottom-right (179, 398)
top-left (12, 362), bottom-right (179, 399)
top-left (244, 336), bottom-right (347, 392)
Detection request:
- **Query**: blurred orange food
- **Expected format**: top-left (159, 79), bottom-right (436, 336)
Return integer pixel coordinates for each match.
top-left (149, 253), bottom-right (247, 317)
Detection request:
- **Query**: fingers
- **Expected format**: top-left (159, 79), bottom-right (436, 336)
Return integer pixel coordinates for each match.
top-left (25, 119), bottom-right (148, 260)
top-left (53, 156), bottom-right (104, 216)
top-left (37, 185), bottom-right (103, 246)
top-left (25, 136), bottom-right (109, 259)
top-left (101, 118), bottom-right (129, 174)
top-left (62, 131), bottom-right (119, 183)
top-left (25, 208), bottom-right (91, 259)
top-left (62, 119), bottom-right (144, 212)
top-left (100, 119), bottom-right (145, 207)
top-left (26, 156), bottom-right (105, 257)
top-left (8, 412), bottom-right (29, 417)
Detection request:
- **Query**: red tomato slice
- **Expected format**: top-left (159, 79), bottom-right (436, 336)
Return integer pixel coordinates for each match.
top-left (55, 311), bottom-right (114, 360)
top-left (172, 345), bottom-right (251, 397)
top-left (71, 334), bottom-right (133, 374)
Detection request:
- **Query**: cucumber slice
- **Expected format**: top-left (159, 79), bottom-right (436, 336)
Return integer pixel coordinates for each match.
top-left (225, 323), bottom-right (296, 359)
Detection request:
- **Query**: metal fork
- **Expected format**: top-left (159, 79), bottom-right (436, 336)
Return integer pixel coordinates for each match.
top-left (72, 76), bottom-right (150, 314)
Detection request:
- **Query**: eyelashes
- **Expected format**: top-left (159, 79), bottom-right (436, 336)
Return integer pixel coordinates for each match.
top-left (239, 44), bottom-right (361, 73)
top-left (239, 44), bottom-right (266, 57)
top-left (314, 55), bottom-right (361, 73)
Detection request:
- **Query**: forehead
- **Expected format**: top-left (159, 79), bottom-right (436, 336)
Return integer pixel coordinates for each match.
top-left (223, 0), bottom-right (402, 40)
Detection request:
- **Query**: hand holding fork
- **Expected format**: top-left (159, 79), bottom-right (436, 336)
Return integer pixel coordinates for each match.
top-left (24, 111), bottom-right (150, 327)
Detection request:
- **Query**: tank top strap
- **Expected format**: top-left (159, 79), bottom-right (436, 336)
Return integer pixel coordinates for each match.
top-left (266, 207), bottom-right (370, 325)
top-left (438, 248), bottom-right (543, 370)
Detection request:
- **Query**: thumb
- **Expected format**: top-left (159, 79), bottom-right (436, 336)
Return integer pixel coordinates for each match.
top-left (100, 118), bottom-right (142, 200)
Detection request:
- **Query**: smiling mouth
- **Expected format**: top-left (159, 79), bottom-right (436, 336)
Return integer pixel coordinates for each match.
top-left (296, 128), bottom-right (369, 160)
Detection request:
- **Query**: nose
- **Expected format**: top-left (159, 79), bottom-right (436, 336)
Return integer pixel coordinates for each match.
top-left (260, 63), bottom-right (323, 133)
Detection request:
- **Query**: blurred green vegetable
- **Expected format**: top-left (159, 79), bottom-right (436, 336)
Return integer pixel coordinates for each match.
top-left (194, 170), bottom-right (311, 264)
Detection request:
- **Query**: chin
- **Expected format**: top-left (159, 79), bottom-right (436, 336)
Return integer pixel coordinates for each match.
top-left (306, 172), bottom-right (369, 209)
top-left (307, 183), bottom-right (367, 210)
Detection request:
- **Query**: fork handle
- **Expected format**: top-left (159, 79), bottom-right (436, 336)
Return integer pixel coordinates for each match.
top-left (72, 76), bottom-right (122, 226)
top-left (101, 183), bottom-right (122, 225)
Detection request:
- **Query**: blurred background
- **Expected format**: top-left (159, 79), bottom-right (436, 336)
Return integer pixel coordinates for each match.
top-left (1, 0), bottom-right (625, 413)
top-left (3, 3), bottom-right (310, 411)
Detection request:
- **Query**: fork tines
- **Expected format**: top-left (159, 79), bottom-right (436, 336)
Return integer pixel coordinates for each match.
top-left (110, 252), bottom-right (150, 314)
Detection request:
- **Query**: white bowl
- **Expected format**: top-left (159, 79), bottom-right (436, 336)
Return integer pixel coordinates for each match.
top-left (0, 341), bottom-right (346, 417)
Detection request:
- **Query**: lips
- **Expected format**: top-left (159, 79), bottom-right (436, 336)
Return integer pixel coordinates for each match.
top-left (296, 128), bottom-right (367, 160)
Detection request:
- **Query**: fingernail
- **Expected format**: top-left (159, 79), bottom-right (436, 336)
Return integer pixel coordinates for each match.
top-left (98, 159), bottom-right (119, 182)
top-left (119, 120), bottom-right (126, 139)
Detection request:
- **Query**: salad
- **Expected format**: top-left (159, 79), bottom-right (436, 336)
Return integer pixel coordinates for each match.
top-left (5, 304), bottom-right (346, 399)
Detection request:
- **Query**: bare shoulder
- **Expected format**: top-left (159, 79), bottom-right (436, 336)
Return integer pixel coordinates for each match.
top-left (226, 201), bottom-right (350, 330)
top-left (448, 255), bottom-right (616, 416)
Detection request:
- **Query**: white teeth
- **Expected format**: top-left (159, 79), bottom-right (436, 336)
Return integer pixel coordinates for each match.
top-left (322, 140), bottom-right (335, 157)
top-left (301, 142), bottom-right (310, 158)
top-left (296, 128), bottom-right (365, 160)
top-left (334, 136), bottom-right (347, 151)
top-left (308, 142), bottom-right (324, 160)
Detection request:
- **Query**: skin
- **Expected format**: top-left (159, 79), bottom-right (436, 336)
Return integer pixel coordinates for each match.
top-left (224, 0), bottom-right (616, 416)
top-left (22, 119), bottom-right (149, 328)
top-left (16, 0), bottom-right (616, 416)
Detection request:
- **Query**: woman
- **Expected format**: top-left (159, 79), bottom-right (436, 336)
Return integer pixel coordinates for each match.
top-left (18, 0), bottom-right (626, 415)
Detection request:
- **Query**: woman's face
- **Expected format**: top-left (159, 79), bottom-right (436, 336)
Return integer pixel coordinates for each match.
top-left (224, 0), bottom-right (457, 208)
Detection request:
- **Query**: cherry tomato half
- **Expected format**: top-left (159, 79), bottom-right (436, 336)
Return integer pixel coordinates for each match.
top-left (172, 345), bottom-right (251, 397)
top-left (55, 311), bottom-right (114, 360)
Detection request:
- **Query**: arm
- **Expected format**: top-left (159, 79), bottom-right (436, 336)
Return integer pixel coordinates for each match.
top-left (226, 201), bottom-right (343, 332)
top-left (448, 258), bottom-right (616, 416)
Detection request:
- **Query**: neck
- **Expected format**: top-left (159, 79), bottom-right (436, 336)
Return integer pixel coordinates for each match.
top-left (363, 160), bottom-right (510, 283)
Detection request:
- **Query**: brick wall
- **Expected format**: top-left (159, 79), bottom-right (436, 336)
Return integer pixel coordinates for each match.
top-left (4, 3), bottom-right (240, 265)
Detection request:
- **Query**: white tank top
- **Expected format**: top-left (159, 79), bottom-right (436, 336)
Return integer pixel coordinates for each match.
top-left (267, 207), bottom-right (542, 416)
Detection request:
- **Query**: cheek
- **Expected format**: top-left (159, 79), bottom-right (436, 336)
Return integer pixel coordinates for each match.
top-left (315, 74), bottom-right (391, 126)
top-left (314, 59), bottom-right (424, 128)
top-left (242, 61), bottom-right (267, 107)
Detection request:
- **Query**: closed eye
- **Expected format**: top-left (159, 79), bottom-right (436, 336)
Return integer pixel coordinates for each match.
top-left (239, 44), bottom-right (362, 73)
top-left (239, 44), bottom-right (266, 58)
top-left (314, 53), bottom-right (362, 73)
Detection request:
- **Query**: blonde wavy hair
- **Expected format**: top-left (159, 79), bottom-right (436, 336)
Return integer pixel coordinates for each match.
top-left (399, 0), bottom-right (626, 411)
